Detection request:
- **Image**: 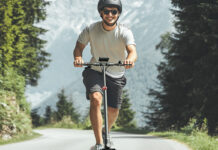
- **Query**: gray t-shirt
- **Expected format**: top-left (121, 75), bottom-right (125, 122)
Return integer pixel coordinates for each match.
top-left (77, 21), bottom-right (136, 78)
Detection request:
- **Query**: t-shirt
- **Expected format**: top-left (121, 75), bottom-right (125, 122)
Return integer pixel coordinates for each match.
top-left (77, 21), bottom-right (136, 78)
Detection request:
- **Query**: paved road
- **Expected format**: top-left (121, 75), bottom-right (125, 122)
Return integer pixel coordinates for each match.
top-left (0, 129), bottom-right (191, 150)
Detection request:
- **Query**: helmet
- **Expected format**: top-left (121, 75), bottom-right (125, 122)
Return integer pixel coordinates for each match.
top-left (98, 0), bottom-right (122, 14)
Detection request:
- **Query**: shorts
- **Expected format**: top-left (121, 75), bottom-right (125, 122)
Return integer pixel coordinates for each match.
top-left (82, 67), bottom-right (127, 109)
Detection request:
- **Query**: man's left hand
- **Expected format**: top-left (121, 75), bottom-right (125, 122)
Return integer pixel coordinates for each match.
top-left (124, 59), bottom-right (134, 69)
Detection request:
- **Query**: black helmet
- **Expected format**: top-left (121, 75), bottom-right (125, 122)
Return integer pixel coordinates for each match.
top-left (98, 0), bottom-right (122, 14)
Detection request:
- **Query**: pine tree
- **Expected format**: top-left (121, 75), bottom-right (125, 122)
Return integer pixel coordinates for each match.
top-left (0, 0), bottom-right (20, 75)
top-left (146, 0), bottom-right (218, 134)
top-left (116, 90), bottom-right (136, 128)
top-left (0, 0), bottom-right (50, 133)
top-left (0, 0), bottom-right (50, 85)
top-left (56, 89), bottom-right (80, 123)
top-left (44, 105), bottom-right (52, 124)
top-left (31, 108), bottom-right (41, 127)
top-left (19, 0), bottom-right (51, 86)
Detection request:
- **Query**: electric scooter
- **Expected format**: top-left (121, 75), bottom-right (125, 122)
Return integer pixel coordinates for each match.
top-left (80, 57), bottom-right (130, 150)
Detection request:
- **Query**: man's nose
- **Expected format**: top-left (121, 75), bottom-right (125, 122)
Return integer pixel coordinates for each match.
top-left (108, 12), bottom-right (113, 16)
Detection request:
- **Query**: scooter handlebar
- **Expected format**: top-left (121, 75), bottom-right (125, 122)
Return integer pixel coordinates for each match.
top-left (78, 61), bottom-right (132, 67)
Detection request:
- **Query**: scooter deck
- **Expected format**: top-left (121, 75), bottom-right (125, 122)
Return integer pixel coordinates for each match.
top-left (102, 145), bottom-right (116, 150)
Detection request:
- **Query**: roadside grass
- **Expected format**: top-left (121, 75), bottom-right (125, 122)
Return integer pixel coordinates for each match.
top-left (112, 127), bottom-right (218, 150)
top-left (34, 119), bottom-right (89, 130)
top-left (35, 123), bottom-right (84, 130)
top-left (112, 127), bottom-right (149, 134)
top-left (149, 131), bottom-right (218, 150)
top-left (0, 132), bottom-right (41, 145)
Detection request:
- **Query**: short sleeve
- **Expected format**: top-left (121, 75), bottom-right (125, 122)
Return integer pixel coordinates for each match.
top-left (122, 28), bottom-right (136, 46)
top-left (77, 26), bottom-right (90, 46)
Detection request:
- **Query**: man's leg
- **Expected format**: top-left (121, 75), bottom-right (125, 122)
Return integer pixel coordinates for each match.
top-left (89, 92), bottom-right (103, 145)
top-left (107, 107), bottom-right (119, 132)
top-left (105, 75), bottom-right (126, 132)
top-left (102, 107), bottom-right (119, 147)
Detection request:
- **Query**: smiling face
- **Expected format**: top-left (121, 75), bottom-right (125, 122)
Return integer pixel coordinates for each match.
top-left (101, 7), bottom-right (120, 26)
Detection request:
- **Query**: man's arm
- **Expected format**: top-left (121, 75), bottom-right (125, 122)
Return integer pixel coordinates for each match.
top-left (73, 41), bottom-right (86, 67)
top-left (124, 44), bottom-right (137, 69)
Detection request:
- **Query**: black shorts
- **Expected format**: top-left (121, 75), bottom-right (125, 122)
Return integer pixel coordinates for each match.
top-left (82, 67), bottom-right (126, 109)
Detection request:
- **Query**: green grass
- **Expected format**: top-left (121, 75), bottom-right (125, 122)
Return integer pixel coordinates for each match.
top-left (0, 132), bottom-right (41, 145)
top-left (149, 131), bottom-right (218, 150)
top-left (112, 127), bottom-right (218, 150)
top-left (35, 124), bottom-right (82, 130)
top-left (34, 116), bottom-right (90, 130)
top-left (34, 122), bottom-right (86, 130)
top-left (112, 127), bottom-right (149, 134)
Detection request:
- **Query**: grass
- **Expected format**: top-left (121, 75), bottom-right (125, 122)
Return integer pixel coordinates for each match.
top-left (34, 124), bottom-right (83, 130)
top-left (149, 131), bottom-right (218, 150)
top-left (34, 122), bottom-right (87, 130)
top-left (112, 127), bottom-right (149, 134)
top-left (112, 127), bottom-right (218, 150)
top-left (0, 132), bottom-right (41, 145)
top-left (34, 116), bottom-right (90, 130)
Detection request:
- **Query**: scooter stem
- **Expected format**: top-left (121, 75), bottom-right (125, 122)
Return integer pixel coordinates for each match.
top-left (102, 65), bottom-right (109, 147)
top-left (101, 65), bottom-right (116, 150)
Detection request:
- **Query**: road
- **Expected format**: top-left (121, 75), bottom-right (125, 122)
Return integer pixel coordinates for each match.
top-left (0, 129), bottom-right (191, 150)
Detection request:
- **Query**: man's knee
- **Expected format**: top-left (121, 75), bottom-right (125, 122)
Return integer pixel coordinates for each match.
top-left (108, 107), bottom-right (119, 113)
top-left (89, 92), bottom-right (102, 107)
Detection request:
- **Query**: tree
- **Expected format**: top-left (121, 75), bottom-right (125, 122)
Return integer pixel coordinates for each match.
top-left (31, 108), bottom-right (41, 127)
top-left (56, 89), bottom-right (80, 123)
top-left (146, 1), bottom-right (218, 134)
top-left (0, 0), bottom-right (24, 75)
top-left (116, 90), bottom-right (136, 128)
top-left (44, 105), bottom-right (52, 124)
top-left (20, 0), bottom-right (51, 86)
top-left (0, 0), bottom-right (50, 134)
top-left (0, 0), bottom-right (50, 85)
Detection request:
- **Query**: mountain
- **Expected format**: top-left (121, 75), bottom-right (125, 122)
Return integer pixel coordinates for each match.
top-left (26, 0), bottom-right (173, 127)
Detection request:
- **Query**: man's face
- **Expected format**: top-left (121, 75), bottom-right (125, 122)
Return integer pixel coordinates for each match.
top-left (101, 7), bottom-right (120, 26)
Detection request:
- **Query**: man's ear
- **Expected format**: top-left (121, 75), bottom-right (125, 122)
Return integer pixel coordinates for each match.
top-left (100, 11), bottom-right (103, 18)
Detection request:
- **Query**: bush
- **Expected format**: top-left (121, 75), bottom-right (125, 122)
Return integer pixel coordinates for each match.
top-left (181, 118), bottom-right (208, 135)
top-left (81, 115), bottom-right (92, 130)
top-left (0, 69), bottom-right (30, 113)
top-left (52, 116), bottom-right (77, 128)
top-left (0, 92), bottom-right (32, 140)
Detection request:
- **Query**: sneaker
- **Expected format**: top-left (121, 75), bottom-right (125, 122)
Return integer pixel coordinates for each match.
top-left (102, 129), bottom-right (113, 147)
top-left (90, 144), bottom-right (104, 150)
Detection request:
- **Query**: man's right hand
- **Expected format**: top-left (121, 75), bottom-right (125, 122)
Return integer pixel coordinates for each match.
top-left (73, 42), bottom-right (86, 67)
top-left (74, 57), bottom-right (84, 67)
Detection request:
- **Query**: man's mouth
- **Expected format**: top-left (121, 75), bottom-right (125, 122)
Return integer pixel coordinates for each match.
top-left (106, 17), bottom-right (114, 21)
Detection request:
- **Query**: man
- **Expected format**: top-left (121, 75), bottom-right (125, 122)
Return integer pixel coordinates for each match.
top-left (73, 0), bottom-right (137, 150)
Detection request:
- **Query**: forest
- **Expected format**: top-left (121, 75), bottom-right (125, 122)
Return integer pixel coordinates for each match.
top-left (0, 0), bottom-right (50, 138)
top-left (145, 0), bottom-right (218, 135)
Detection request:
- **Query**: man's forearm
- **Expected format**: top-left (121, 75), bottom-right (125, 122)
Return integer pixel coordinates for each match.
top-left (126, 45), bottom-right (137, 62)
top-left (73, 42), bottom-right (85, 59)
top-left (126, 51), bottom-right (137, 62)
top-left (73, 42), bottom-right (85, 67)
top-left (74, 48), bottom-right (83, 59)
